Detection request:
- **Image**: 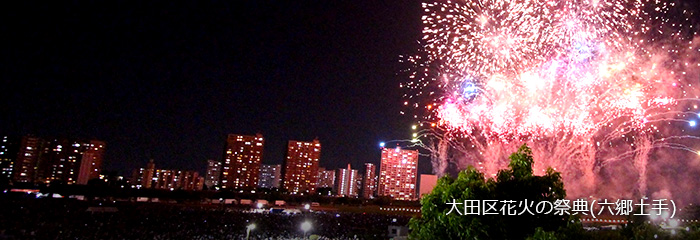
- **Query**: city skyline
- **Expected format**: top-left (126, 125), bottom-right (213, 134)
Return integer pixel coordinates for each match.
top-left (1, 132), bottom-right (430, 177)
top-left (1, 132), bottom-right (428, 190)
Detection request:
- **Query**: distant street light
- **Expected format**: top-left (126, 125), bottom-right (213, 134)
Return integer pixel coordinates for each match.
top-left (246, 223), bottom-right (256, 240)
top-left (301, 221), bottom-right (312, 239)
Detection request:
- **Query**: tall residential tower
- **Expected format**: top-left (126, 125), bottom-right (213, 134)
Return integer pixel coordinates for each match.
top-left (258, 164), bottom-right (281, 189)
top-left (361, 163), bottom-right (377, 199)
top-left (335, 164), bottom-right (359, 197)
top-left (282, 139), bottom-right (321, 195)
top-left (221, 134), bottom-right (264, 189)
top-left (204, 160), bottom-right (222, 188)
top-left (378, 147), bottom-right (418, 201)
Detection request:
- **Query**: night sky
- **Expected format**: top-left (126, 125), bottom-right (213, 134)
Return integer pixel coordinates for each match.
top-left (0, 1), bottom-right (431, 175)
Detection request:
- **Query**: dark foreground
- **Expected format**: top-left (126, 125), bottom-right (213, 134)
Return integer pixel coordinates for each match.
top-left (0, 197), bottom-right (411, 240)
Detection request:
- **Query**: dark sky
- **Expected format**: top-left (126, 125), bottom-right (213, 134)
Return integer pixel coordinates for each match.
top-left (0, 1), bottom-right (430, 175)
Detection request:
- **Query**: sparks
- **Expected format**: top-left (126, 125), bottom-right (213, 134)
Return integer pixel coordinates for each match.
top-left (404, 0), bottom-right (700, 199)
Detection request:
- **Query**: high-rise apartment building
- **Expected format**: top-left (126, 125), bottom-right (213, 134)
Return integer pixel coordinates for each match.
top-left (258, 164), bottom-right (281, 189)
top-left (12, 136), bottom-right (43, 183)
top-left (221, 134), bottom-right (264, 189)
top-left (316, 167), bottom-right (336, 189)
top-left (178, 170), bottom-right (203, 191)
top-left (378, 147), bottom-right (418, 201)
top-left (132, 160), bottom-right (203, 191)
top-left (154, 169), bottom-right (177, 190)
top-left (77, 140), bottom-right (106, 184)
top-left (11, 136), bottom-right (105, 185)
top-left (335, 164), bottom-right (358, 197)
top-left (362, 163), bottom-right (377, 199)
top-left (36, 138), bottom-right (77, 184)
top-left (204, 160), bottom-right (222, 188)
top-left (355, 173), bottom-right (363, 198)
top-left (131, 168), bottom-right (144, 188)
top-left (0, 136), bottom-right (19, 180)
top-left (34, 139), bottom-right (106, 185)
top-left (142, 159), bottom-right (156, 188)
top-left (282, 139), bottom-right (321, 195)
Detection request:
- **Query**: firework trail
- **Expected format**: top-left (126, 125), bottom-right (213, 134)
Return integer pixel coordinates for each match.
top-left (402, 0), bottom-right (700, 201)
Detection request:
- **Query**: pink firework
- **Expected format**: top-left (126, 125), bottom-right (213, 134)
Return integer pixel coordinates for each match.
top-left (403, 0), bottom-right (700, 201)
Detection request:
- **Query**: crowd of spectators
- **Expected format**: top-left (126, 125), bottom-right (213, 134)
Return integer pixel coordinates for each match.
top-left (0, 195), bottom-right (411, 240)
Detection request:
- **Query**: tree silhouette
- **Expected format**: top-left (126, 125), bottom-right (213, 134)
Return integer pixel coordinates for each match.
top-left (409, 144), bottom-right (569, 239)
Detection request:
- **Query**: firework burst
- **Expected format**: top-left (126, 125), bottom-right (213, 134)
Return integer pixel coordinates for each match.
top-left (403, 0), bottom-right (700, 201)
